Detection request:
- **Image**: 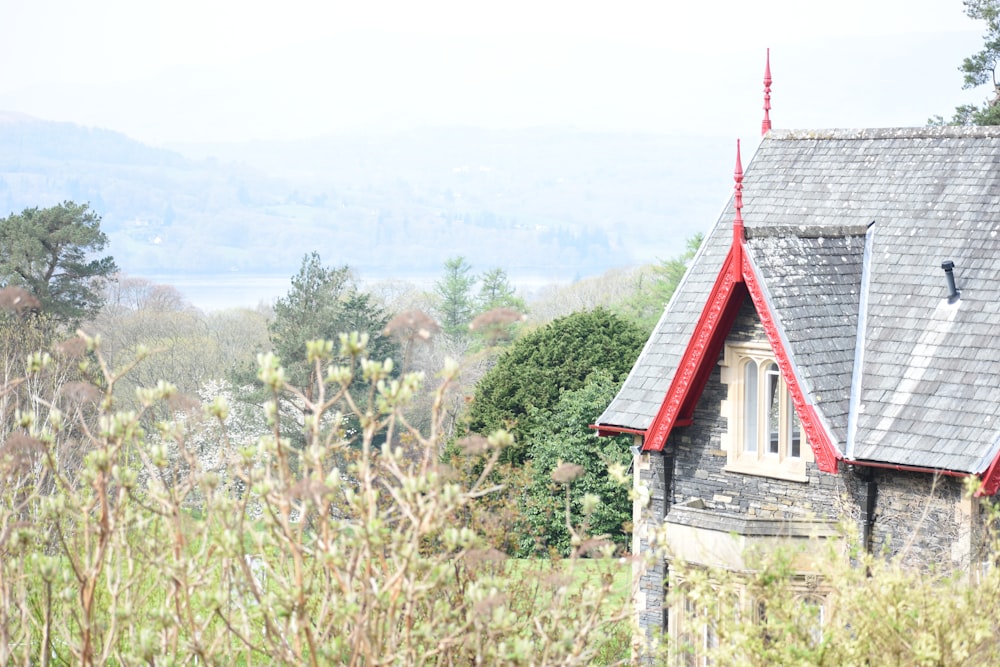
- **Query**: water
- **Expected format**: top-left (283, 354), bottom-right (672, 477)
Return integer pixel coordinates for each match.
top-left (145, 274), bottom-right (291, 312)
top-left (143, 271), bottom-right (573, 313)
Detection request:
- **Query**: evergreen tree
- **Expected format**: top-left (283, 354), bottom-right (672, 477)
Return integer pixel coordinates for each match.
top-left (934, 0), bottom-right (1000, 125)
top-left (476, 267), bottom-right (526, 313)
top-left (270, 252), bottom-right (396, 392)
top-left (243, 253), bottom-right (398, 448)
top-left (434, 256), bottom-right (476, 337)
top-left (467, 307), bottom-right (646, 464)
top-left (469, 267), bottom-right (528, 347)
top-left (519, 371), bottom-right (633, 556)
top-left (0, 201), bottom-right (117, 324)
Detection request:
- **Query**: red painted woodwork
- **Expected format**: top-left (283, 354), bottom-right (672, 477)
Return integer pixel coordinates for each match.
top-left (762, 49), bottom-right (772, 136)
top-left (732, 139), bottom-right (745, 279)
top-left (643, 255), bottom-right (744, 451)
top-left (593, 424), bottom-right (647, 438)
top-left (976, 451), bottom-right (1000, 496)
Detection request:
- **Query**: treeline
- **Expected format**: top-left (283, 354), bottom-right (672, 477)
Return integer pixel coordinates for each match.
top-left (0, 200), bottom-right (702, 560)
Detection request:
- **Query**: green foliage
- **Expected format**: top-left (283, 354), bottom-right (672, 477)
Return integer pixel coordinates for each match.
top-left (477, 267), bottom-right (527, 313)
top-left (0, 330), bottom-right (633, 665)
top-left (268, 252), bottom-right (397, 389)
top-left (467, 308), bottom-right (646, 463)
top-left (469, 268), bottom-right (529, 347)
top-left (434, 255), bottom-right (477, 337)
top-left (618, 232), bottom-right (703, 332)
top-left (934, 0), bottom-right (1000, 125)
top-left (0, 201), bottom-right (117, 324)
top-left (520, 371), bottom-right (633, 556)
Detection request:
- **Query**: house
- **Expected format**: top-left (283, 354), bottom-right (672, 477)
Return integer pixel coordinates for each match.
top-left (594, 65), bottom-right (1000, 647)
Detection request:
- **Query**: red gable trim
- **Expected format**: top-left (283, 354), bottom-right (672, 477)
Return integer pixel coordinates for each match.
top-left (976, 452), bottom-right (1000, 497)
top-left (641, 243), bottom-right (841, 473)
top-left (643, 246), bottom-right (744, 452)
top-left (592, 424), bottom-right (647, 438)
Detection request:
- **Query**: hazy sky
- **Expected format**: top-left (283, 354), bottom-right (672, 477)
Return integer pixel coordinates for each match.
top-left (0, 0), bottom-right (987, 147)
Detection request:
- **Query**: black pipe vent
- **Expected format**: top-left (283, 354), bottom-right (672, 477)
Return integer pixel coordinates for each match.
top-left (941, 260), bottom-right (961, 303)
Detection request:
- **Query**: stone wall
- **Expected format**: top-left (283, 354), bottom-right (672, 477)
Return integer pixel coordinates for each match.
top-left (844, 467), bottom-right (983, 570)
top-left (634, 448), bottom-right (666, 639)
top-left (669, 297), bottom-right (843, 522)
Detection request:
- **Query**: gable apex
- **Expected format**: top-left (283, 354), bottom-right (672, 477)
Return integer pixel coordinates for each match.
top-left (643, 228), bottom-right (842, 473)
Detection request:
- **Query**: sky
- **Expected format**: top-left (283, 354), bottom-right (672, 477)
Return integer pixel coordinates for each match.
top-left (0, 0), bottom-right (988, 148)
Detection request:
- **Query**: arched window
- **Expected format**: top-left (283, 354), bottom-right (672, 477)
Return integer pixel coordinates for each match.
top-left (725, 344), bottom-right (810, 480)
top-left (740, 356), bottom-right (798, 461)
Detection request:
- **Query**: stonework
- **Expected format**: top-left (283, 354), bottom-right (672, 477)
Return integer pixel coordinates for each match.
top-left (844, 468), bottom-right (982, 570)
top-left (668, 298), bottom-right (843, 522)
top-left (635, 451), bottom-right (666, 638)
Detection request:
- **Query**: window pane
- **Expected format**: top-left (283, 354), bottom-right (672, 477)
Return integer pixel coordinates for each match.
top-left (799, 596), bottom-right (824, 646)
top-left (788, 392), bottom-right (802, 458)
top-left (744, 360), bottom-right (758, 453)
top-left (765, 363), bottom-right (780, 455)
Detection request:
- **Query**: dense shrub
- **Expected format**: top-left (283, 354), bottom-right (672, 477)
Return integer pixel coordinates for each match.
top-left (520, 371), bottom-right (633, 557)
top-left (467, 308), bottom-right (645, 464)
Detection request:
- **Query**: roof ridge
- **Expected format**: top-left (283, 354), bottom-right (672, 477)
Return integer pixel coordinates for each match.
top-left (768, 126), bottom-right (1000, 141)
top-left (745, 224), bottom-right (871, 239)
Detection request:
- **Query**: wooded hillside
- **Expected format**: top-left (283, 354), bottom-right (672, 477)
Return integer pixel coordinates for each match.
top-left (0, 114), bottom-right (726, 291)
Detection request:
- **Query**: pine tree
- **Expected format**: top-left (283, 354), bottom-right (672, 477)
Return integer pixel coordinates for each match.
top-left (433, 256), bottom-right (476, 338)
top-left (0, 201), bottom-right (117, 324)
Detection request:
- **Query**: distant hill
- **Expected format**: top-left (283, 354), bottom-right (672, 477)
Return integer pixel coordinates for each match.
top-left (0, 114), bottom-right (732, 298)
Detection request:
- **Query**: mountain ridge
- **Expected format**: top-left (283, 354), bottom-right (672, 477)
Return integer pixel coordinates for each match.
top-left (0, 114), bottom-right (727, 305)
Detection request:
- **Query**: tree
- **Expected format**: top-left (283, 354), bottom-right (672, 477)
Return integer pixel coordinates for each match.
top-left (469, 268), bottom-right (527, 347)
top-left (476, 267), bottom-right (526, 313)
top-left (260, 253), bottom-right (398, 447)
top-left (467, 307), bottom-right (646, 463)
top-left (434, 256), bottom-right (476, 337)
top-left (934, 0), bottom-right (1000, 125)
top-left (85, 274), bottom-right (270, 406)
top-left (519, 371), bottom-right (633, 556)
top-left (0, 201), bottom-right (117, 323)
top-left (269, 253), bottom-right (396, 387)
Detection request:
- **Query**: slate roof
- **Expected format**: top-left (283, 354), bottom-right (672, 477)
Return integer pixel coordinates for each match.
top-left (745, 229), bottom-right (865, 445)
top-left (597, 126), bottom-right (1000, 474)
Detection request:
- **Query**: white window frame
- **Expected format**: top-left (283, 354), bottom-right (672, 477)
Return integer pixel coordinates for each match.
top-left (672, 582), bottom-right (736, 666)
top-left (721, 342), bottom-right (811, 481)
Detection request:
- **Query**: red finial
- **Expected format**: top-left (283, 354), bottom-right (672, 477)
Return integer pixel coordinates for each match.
top-left (762, 48), bottom-right (772, 136)
top-left (733, 139), bottom-right (744, 244)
